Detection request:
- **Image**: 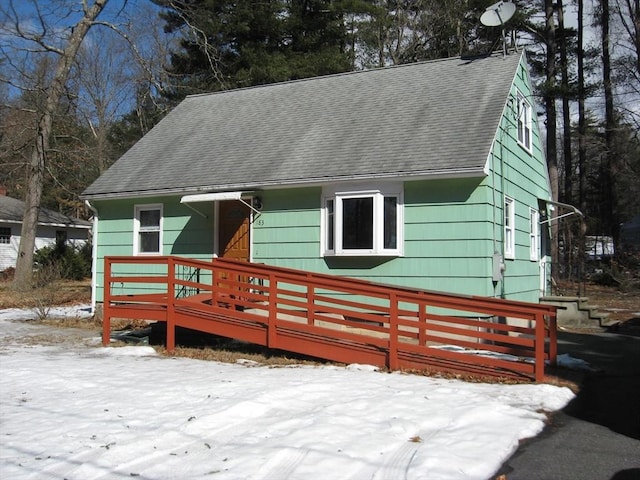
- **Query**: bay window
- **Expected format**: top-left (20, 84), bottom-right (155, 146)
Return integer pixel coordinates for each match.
top-left (323, 184), bottom-right (402, 256)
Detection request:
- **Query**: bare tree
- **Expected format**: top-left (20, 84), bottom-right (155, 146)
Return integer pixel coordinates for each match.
top-left (356, 0), bottom-right (485, 68)
top-left (1, 0), bottom-right (110, 289)
top-left (72, 28), bottom-right (132, 174)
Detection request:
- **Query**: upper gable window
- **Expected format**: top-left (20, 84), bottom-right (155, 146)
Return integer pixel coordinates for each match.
top-left (322, 184), bottom-right (403, 256)
top-left (517, 92), bottom-right (532, 152)
top-left (134, 204), bottom-right (163, 255)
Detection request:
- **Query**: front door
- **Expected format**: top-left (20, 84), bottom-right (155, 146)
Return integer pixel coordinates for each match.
top-left (218, 200), bottom-right (251, 261)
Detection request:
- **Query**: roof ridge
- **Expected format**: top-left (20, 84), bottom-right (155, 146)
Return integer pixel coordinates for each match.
top-left (185, 51), bottom-right (516, 100)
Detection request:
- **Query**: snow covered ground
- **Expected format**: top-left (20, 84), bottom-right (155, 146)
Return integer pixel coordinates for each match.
top-left (0, 306), bottom-right (576, 480)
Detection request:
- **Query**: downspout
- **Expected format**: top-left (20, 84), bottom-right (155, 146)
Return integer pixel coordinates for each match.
top-left (499, 124), bottom-right (506, 300)
top-left (492, 98), bottom-right (512, 299)
top-left (85, 200), bottom-right (98, 315)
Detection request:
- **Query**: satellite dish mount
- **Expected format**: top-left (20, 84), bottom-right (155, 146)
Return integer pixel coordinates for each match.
top-left (480, 1), bottom-right (517, 56)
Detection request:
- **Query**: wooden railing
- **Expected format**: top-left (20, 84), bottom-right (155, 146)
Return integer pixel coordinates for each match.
top-left (103, 256), bottom-right (557, 382)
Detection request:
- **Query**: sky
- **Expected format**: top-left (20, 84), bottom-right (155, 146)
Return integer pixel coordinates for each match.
top-left (3, 0), bottom-right (636, 125)
top-left (0, 0), bottom-right (170, 120)
top-left (0, 305), bottom-right (579, 480)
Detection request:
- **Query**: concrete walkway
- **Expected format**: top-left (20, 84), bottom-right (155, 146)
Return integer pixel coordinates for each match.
top-left (497, 323), bottom-right (640, 479)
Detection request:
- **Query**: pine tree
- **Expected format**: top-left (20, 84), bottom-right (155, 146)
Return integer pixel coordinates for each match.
top-left (154, 0), bottom-right (353, 98)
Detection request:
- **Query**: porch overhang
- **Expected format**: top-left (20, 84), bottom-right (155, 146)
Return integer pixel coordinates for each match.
top-left (539, 199), bottom-right (584, 225)
top-left (180, 191), bottom-right (243, 203)
top-left (180, 191), bottom-right (261, 217)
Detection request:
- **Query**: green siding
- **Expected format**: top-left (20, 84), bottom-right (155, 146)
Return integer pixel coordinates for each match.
top-left (93, 56), bottom-right (550, 305)
top-left (485, 55), bottom-right (552, 302)
top-left (250, 180), bottom-right (496, 298)
top-left (93, 196), bottom-right (215, 301)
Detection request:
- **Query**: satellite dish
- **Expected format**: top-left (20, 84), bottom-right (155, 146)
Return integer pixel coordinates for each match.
top-left (480, 1), bottom-right (516, 27)
top-left (480, 1), bottom-right (517, 56)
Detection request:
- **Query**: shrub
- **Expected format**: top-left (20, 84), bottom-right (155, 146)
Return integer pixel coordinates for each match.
top-left (34, 242), bottom-right (92, 281)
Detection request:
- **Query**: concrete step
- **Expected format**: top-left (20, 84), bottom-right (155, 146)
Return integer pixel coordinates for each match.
top-left (540, 296), bottom-right (611, 328)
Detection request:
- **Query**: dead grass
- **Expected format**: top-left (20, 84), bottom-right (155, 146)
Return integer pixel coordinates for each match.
top-left (153, 344), bottom-right (330, 367)
top-left (0, 279), bottom-right (92, 309)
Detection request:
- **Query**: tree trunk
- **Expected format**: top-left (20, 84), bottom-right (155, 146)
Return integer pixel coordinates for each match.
top-left (557, 0), bottom-right (573, 205)
top-left (544, 0), bottom-right (559, 286)
top-left (577, 0), bottom-right (587, 295)
top-left (577, 0), bottom-right (587, 215)
top-left (601, 0), bottom-right (619, 250)
top-left (13, 0), bottom-right (109, 290)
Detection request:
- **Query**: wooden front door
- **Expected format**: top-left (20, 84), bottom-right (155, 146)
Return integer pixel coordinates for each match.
top-left (218, 200), bottom-right (250, 261)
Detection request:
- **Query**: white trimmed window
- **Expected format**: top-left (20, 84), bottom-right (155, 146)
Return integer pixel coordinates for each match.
top-left (517, 92), bottom-right (532, 151)
top-left (504, 197), bottom-right (515, 260)
top-left (322, 184), bottom-right (403, 256)
top-left (529, 208), bottom-right (540, 261)
top-left (134, 204), bottom-right (163, 255)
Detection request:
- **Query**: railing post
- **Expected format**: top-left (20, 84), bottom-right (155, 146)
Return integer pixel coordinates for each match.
top-left (547, 313), bottom-right (558, 367)
top-left (307, 275), bottom-right (315, 326)
top-left (212, 264), bottom-right (219, 306)
top-left (419, 300), bottom-right (427, 347)
top-left (102, 257), bottom-right (112, 347)
top-left (534, 312), bottom-right (545, 382)
top-left (268, 274), bottom-right (277, 348)
top-left (389, 292), bottom-right (399, 370)
top-left (166, 257), bottom-right (176, 353)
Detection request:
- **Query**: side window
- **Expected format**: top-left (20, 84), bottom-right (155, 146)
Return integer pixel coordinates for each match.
top-left (134, 204), bottom-right (163, 255)
top-left (0, 227), bottom-right (11, 244)
top-left (323, 184), bottom-right (403, 256)
top-left (504, 197), bottom-right (515, 260)
top-left (529, 208), bottom-right (539, 261)
top-left (517, 92), bottom-right (532, 151)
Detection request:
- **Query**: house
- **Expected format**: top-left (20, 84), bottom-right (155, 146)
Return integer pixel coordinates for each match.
top-left (0, 188), bottom-right (91, 272)
top-left (81, 51), bottom-right (553, 310)
top-left (585, 235), bottom-right (615, 260)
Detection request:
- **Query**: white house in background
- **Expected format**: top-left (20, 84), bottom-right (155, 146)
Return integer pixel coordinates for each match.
top-left (0, 189), bottom-right (91, 272)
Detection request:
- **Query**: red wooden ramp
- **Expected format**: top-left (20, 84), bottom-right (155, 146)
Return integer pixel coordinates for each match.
top-left (103, 256), bottom-right (557, 382)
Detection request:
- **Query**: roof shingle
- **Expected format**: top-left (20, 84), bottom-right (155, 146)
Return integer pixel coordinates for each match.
top-left (82, 52), bottom-right (522, 199)
top-left (0, 196), bottom-right (91, 227)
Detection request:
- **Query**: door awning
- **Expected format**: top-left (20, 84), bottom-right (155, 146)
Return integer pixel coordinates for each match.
top-left (180, 191), bottom-right (243, 203)
top-left (539, 199), bottom-right (584, 225)
top-left (180, 191), bottom-right (261, 217)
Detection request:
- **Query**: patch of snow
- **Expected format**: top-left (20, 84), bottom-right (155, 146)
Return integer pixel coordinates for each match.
top-left (0, 307), bottom-right (575, 480)
top-left (556, 353), bottom-right (594, 371)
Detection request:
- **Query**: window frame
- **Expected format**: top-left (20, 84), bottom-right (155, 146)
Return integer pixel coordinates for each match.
top-left (504, 196), bottom-right (515, 260)
top-left (322, 183), bottom-right (403, 257)
top-left (0, 226), bottom-right (10, 245)
top-left (133, 204), bottom-right (163, 255)
top-left (529, 207), bottom-right (540, 261)
top-left (516, 91), bottom-right (532, 152)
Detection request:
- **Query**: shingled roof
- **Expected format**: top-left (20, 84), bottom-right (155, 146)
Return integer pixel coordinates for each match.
top-left (0, 196), bottom-right (91, 228)
top-left (82, 52), bottom-right (523, 200)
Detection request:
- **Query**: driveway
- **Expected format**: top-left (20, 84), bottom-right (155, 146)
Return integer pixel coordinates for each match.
top-left (497, 322), bottom-right (640, 479)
